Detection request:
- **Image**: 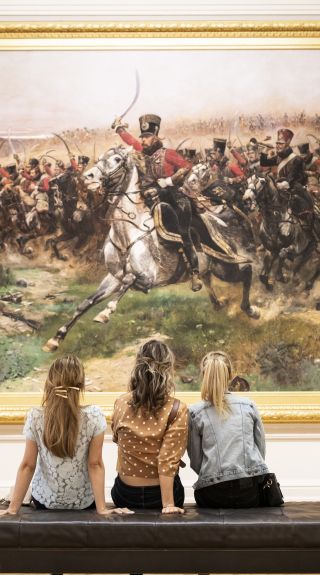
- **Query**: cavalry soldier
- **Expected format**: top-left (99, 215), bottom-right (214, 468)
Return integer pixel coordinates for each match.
top-left (261, 129), bottom-right (317, 237)
top-left (260, 128), bottom-right (306, 187)
top-left (209, 138), bottom-right (246, 186)
top-left (297, 142), bottom-right (320, 226)
top-left (113, 113), bottom-right (202, 292)
top-left (77, 155), bottom-right (90, 171)
top-left (298, 142), bottom-right (320, 196)
top-left (229, 138), bottom-right (266, 178)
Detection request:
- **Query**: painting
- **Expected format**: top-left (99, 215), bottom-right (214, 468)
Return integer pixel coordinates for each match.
top-left (0, 23), bottom-right (320, 422)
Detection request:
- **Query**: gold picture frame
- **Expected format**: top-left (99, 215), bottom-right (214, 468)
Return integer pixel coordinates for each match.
top-left (0, 21), bottom-right (320, 424)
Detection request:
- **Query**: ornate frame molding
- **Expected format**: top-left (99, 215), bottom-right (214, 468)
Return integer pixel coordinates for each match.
top-left (1, 392), bottom-right (320, 424)
top-left (0, 21), bottom-right (320, 38)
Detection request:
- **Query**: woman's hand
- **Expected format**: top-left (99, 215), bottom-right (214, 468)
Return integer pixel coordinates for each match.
top-left (97, 507), bottom-right (134, 516)
top-left (0, 508), bottom-right (18, 517)
top-left (162, 505), bottom-right (184, 514)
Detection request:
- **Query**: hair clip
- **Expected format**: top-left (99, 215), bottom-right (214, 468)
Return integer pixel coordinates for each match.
top-left (54, 385), bottom-right (80, 398)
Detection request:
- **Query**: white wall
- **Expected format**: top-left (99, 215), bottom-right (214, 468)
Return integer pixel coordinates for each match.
top-left (1, 425), bottom-right (320, 502)
top-left (1, 0), bottom-right (320, 20)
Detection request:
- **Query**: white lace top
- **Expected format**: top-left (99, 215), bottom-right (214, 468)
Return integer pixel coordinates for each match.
top-left (23, 405), bottom-right (107, 509)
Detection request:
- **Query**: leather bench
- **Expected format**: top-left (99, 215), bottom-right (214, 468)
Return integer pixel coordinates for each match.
top-left (1, 502), bottom-right (320, 573)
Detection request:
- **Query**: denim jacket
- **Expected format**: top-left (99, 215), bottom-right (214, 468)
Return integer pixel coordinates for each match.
top-left (188, 394), bottom-right (268, 490)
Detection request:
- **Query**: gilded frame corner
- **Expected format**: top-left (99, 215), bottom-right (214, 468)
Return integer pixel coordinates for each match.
top-left (0, 20), bottom-right (320, 425)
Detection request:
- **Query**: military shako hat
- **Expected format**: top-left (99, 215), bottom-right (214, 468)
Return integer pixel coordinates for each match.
top-left (6, 163), bottom-right (17, 175)
top-left (297, 142), bottom-right (310, 155)
top-left (184, 148), bottom-right (197, 160)
top-left (78, 155), bottom-right (90, 166)
top-left (213, 138), bottom-right (227, 155)
top-left (29, 158), bottom-right (39, 168)
top-left (139, 114), bottom-right (161, 137)
top-left (277, 128), bottom-right (294, 144)
top-left (247, 138), bottom-right (258, 152)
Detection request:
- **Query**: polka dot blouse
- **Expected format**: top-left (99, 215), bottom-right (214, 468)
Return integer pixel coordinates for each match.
top-left (112, 392), bottom-right (188, 478)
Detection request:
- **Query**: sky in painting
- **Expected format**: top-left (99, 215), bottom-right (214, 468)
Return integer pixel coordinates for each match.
top-left (0, 49), bottom-right (319, 134)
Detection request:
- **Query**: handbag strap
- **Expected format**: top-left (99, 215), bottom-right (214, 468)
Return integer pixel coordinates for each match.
top-left (166, 398), bottom-right (180, 430)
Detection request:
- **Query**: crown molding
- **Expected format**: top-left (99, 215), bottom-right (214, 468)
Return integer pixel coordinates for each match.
top-left (1, 1), bottom-right (320, 20)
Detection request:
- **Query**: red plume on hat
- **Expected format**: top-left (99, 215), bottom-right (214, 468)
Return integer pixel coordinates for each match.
top-left (277, 128), bottom-right (294, 143)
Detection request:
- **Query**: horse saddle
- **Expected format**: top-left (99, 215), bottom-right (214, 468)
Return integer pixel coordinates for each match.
top-left (153, 202), bottom-right (251, 265)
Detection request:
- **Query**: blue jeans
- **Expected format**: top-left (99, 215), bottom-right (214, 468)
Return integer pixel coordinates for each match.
top-left (111, 474), bottom-right (184, 509)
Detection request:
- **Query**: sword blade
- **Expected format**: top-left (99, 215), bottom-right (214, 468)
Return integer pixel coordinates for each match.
top-left (119, 70), bottom-right (140, 119)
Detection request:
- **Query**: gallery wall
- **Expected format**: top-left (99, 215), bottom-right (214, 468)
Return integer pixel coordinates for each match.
top-left (0, 1), bottom-right (320, 501)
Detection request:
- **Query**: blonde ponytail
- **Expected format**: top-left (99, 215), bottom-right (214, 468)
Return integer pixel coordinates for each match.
top-left (200, 351), bottom-right (232, 417)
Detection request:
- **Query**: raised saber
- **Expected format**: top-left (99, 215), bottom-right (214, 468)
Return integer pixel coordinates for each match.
top-left (53, 132), bottom-right (73, 158)
top-left (111, 70), bottom-right (140, 128)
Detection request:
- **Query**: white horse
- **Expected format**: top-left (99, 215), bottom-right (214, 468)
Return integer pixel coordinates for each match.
top-left (44, 147), bottom-right (259, 352)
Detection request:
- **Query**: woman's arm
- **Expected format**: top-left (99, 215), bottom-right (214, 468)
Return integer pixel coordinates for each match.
top-left (158, 402), bottom-right (188, 514)
top-left (0, 439), bottom-right (38, 516)
top-left (159, 475), bottom-right (184, 514)
top-left (252, 404), bottom-right (266, 459)
top-left (87, 431), bottom-right (133, 516)
top-left (87, 431), bottom-right (108, 513)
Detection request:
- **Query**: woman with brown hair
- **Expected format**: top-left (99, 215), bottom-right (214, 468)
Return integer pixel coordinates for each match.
top-left (0, 355), bottom-right (131, 516)
top-left (188, 350), bottom-right (273, 508)
top-left (111, 339), bottom-right (188, 513)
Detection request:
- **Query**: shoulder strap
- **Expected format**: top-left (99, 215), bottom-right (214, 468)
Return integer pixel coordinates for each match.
top-left (277, 151), bottom-right (296, 175)
top-left (166, 398), bottom-right (180, 430)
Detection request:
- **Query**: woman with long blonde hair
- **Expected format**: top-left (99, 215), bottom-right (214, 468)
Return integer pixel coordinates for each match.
top-left (188, 350), bottom-right (272, 508)
top-left (111, 339), bottom-right (188, 513)
top-left (0, 355), bottom-right (131, 516)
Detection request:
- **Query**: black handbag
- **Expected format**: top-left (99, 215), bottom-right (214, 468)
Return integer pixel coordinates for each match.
top-left (260, 473), bottom-right (284, 506)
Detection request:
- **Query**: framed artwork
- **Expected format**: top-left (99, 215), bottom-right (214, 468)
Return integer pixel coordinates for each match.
top-left (0, 22), bottom-right (320, 423)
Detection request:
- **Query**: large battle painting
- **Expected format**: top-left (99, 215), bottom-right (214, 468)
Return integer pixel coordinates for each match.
top-left (0, 49), bottom-right (320, 393)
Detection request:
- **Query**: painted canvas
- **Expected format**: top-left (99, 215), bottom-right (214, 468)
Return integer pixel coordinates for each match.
top-left (0, 48), bottom-right (320, 393)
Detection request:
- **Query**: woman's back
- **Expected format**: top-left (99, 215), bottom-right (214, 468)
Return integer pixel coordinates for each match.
top-left (113, 391), bottom-right (188, 479)
top-left (188, 394), bottom-right (268, 491)
top-left (24, 404), bottom-right (106, 509)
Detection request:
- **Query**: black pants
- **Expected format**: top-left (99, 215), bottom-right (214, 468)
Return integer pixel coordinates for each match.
top-left (111, 474), bottom-right (184, 509)
top-left (31, 496), bottom-right (96, 510)
top-left (194, 475), bottom-right (267, 509)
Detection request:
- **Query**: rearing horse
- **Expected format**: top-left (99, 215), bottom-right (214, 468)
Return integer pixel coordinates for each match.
top-left (44, 147), bottom-right (259, 352)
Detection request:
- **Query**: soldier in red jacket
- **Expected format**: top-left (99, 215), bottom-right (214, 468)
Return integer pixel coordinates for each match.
top-left (113, 114), bottom-right (202, 291)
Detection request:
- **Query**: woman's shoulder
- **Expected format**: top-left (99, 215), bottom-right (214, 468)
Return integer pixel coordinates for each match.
top-left (188, 400), bottom-right (209, 416)
top-left (81, 404), bottom-right (105, 418)
top-left (167, 396), bottom-right (188, 411)
top-left (228, 393), bottom-right (256, 407)
top-left (26, 406), bottom-right (44, 420)
top-left (114, 391), bottom-right (132, 409)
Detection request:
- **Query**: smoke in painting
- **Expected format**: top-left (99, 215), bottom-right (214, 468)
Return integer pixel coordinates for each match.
top-left (0, 49), bottom-right (320, 393)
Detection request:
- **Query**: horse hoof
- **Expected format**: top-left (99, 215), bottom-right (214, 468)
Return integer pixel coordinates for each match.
top-left (243, 305), bottom-right (260, 319)
top-left (93, 312), bottom-right (109, 323)
top-left (259, 274), bottom-right (268, 285)
top-left (42, 338), bottom-right (59, 352)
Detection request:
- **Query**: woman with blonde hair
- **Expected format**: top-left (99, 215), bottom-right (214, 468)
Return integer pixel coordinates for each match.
top-left (188, 350), bottom-right (272, 508)
top-left (0, 355), bottom-right (131, 516)
top-left (111, 339), bottom-right (188, 513)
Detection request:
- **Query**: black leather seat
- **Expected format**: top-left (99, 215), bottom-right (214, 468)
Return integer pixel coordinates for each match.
top-left (1, 503), bottom-right (320, 573)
